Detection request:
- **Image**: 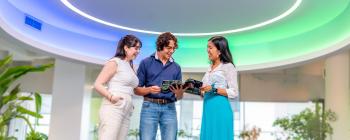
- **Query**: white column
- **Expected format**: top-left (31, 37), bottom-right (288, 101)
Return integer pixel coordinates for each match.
top-left (325, 51), bottom-right (350, 140)
top-left (49, 59), bottom-right (91, 140)
top-left (179, 100), bottom-right (194, 136)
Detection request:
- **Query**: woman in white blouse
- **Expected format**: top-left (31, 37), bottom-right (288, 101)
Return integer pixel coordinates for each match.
top-left (94, 35), bottom-right (141, 140)
top-left (199, 36), bottom-right (239, 140)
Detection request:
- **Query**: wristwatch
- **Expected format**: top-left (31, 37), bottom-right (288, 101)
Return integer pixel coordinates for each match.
top-left (212, 87), bottom-right (218, 93)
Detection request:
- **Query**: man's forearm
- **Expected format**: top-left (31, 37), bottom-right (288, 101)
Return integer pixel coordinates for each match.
top-left (134, 87), bottom-right (150, 96)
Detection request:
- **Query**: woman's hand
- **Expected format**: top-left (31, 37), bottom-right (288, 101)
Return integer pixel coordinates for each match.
top-left (109, 95), bottom-right (124, 104)
top-left (200, 85), bottom-right (212, 96)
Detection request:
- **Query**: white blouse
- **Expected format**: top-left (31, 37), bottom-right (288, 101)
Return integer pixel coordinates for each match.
top-left (202, 62), bottom-right (239, 99)
top-left (107, 57), bottom-right (139, 96)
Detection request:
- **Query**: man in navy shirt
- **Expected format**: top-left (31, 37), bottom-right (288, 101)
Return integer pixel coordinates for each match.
top-left (135, 32), bottom-right (186, 140)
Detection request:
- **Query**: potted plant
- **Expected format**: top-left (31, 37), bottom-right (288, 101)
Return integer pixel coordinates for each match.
top-left (239, 125), bottom-right (261, 140)
top-left (273, 100), bottom-right (336, 140)
top-left (0, 55), bottom-right (53, 140)
top-left (25, 131), bottom-right (48, 140)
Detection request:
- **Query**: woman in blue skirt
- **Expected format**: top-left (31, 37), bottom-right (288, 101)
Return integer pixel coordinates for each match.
top-left (199, 36), bottom-right (239, 140)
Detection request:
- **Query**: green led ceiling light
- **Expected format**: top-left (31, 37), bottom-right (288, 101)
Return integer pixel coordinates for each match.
top-left (1, 0), bottom-right (350, 71)
top-left (172, 0), bottom-right (350, 70)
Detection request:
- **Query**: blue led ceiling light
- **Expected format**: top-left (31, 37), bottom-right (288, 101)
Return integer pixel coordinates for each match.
top-left (24, 15), bottom-right (42, 31)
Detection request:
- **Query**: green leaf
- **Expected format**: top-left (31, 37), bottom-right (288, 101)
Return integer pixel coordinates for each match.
top-left (17, 96), bottom-right (33, 101)
top-left (33, 93), bottom-right (42, 125)
top-left (0, 136), bottom-right (17, 140)
top-left (8, 84), bottom-right (20, 97)
top-left (0, 85), bottom-right (21, 108)
top-left (34, 93), bottom-right (42, 114)
top-left (0, 78), bottom-right (13, 97)
top-left (0, 104), bottom-right (17, 128)
top-left (0, 55), bottom-right (12, 71)
top-left (1, 64), bottom-right (53, 80)
top-left (0, 64), bottom-right (53, 96)
top-left (26, 130), bottom-right (48, 140)
top-left (16, 106), bottom-right (43, 118)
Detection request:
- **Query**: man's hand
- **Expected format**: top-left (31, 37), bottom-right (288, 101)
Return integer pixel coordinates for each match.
top-left (170, 84), bottom-right (188, 100)
top-left (148, 86), bottom-right (161, 94)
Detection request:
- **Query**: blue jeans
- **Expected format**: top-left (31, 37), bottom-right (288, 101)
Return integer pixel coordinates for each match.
top-left (140, 101), bottom-right (178, 140)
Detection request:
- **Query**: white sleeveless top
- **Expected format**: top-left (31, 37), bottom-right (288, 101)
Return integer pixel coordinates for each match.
top-left (107, 57), bottom-right (139, 95)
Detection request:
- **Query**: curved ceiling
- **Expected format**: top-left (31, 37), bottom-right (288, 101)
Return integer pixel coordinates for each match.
top-left (63, 0), bottom-right (299, 35)
top-left (1, 0), bottom-right (350, 72)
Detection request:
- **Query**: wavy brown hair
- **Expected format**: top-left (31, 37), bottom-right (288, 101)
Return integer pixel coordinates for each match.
top-left (156, 32), bottom-right (178, 51)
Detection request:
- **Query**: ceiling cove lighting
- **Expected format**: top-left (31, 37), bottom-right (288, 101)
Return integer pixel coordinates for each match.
top-left (61, 0), bottom-right (302, 36)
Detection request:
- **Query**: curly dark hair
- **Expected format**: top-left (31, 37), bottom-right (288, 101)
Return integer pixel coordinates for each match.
top-left (156, 32), bottom-right (178, 51)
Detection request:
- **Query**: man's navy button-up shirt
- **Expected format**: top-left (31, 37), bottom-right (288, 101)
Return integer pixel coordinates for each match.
top-left (137, 53), bottom-right (182, 102)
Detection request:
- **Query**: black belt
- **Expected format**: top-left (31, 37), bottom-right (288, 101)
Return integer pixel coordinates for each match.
top-left (144, 97), bottom-right (174, 104)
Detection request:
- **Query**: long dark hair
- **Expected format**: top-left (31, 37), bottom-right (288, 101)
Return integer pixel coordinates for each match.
top-left (208, 36), bottom-right (234, 65)
top-left (114, 35), bottom-right (142, 66)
